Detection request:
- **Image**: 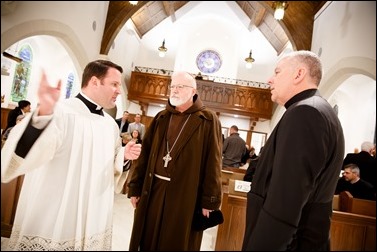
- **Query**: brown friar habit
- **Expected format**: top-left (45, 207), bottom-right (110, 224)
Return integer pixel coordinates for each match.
top-left (128, 94), bottom-right (223, 250)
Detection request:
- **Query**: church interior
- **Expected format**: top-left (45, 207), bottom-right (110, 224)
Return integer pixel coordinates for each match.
top-left (1, 1), bottom-right (376, 251)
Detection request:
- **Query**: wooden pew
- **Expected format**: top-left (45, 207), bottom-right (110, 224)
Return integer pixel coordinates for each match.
top-left (339, 191), bottom-right (376, 217)
top-left (215, 189), bottom-right (376, 251)
top-left (1, 176), bottom-right (24, 237)
top-left (222, 166), bottom-right (246, 174)
top-left (333, 194), bottom-right (340, 210)
top-left (215, 190), bottom-right (246, 251)
top-left (221, 169), bottom-right (245, 186)
top-left (228, 179), bottom-right (250, 197)
top-left (331, 191), bottom-right (376, 250)
top-left (330, 211), bottom-right (376, 251)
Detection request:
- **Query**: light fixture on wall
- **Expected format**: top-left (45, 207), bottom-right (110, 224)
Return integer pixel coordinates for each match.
top-left (158, 39), bottom-right (167, 58)
top-left (273, 1), bottom-right (288, 20)
top-left (2, 51), bottom-right (22, 63)
top-left (245, 50), bottom-right (255, 69)
top-left (129, 1), bottom-right (138, 5)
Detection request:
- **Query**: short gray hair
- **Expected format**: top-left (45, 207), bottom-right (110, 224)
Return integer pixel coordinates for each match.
top-left (361, 141), bottom-right (375, 152)
top-left (284, 50), bottom-right (322, 86)
top-left (344, 163), bottom-right (360, 177)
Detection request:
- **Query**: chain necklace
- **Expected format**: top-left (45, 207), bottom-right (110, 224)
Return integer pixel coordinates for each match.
top-left (163, 114), bottom-right (191, 167)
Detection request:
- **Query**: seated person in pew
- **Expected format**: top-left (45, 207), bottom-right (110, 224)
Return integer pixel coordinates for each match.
top-left (335, 163), bottom-right (376, 200)
top-left (243, 157), bottom-right (258, 182)
top-left (243, 147), bottom-right (263, 182)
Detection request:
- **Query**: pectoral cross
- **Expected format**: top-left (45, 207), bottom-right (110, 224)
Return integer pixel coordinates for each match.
top-left (163, 152), bottom-right (172, 167)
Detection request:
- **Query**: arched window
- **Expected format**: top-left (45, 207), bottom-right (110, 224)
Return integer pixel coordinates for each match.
top-left (65, 72), bottom-right (75, 98)
top-left (10, 44), bottom-right (33, 102)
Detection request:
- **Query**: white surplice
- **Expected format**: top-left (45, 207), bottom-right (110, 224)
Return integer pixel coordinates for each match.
top-left (1, 98), bottom-right (128, 250)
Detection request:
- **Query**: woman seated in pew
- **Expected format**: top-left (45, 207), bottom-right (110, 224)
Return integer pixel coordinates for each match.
top-left (335, 163), bottom-right (376, 200)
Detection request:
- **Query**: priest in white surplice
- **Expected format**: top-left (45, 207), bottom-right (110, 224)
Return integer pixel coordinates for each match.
top-left (1, 60), bottom-right (141, 250)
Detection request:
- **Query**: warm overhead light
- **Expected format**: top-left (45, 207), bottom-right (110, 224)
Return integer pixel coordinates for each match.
top-left (158, 39), bottom-right (167, 58)
top-left (273, 1), bottom-right (288, 20)
top-left (129, 1), bottom-right (138, 5)
top-left (245, 50), bottom-right (255, 69)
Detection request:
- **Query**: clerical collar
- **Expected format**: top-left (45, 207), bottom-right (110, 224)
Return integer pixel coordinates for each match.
top-left (76, 93), bottom-right (103, 116)
top-left (284, 89), bottom-right (319, 109)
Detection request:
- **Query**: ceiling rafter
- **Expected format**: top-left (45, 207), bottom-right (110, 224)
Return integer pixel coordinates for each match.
top-left (161, 1), bottom-right (176, 22)
top-left (100, 1), bottom-right (327, 55)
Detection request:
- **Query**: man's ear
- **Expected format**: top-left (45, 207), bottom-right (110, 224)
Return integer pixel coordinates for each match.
top-left (90, 76), bottom-right (99, 86)
top-left (293, 68), bottom-right (306, 84)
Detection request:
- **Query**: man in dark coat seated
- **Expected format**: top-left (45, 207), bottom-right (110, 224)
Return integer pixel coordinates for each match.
top-left (335, 163), bottom-right (376, 200)
top-left (343, 141), bottom-right (376, 192)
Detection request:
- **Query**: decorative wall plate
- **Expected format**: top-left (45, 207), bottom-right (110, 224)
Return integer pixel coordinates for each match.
top-left (196, 50), bottom-right (222, 74)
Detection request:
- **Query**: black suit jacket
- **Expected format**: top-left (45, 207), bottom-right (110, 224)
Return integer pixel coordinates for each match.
top-left (242, 89), bottom-right (345, 250)
top-left (115, 118), bottom-right (129, 133)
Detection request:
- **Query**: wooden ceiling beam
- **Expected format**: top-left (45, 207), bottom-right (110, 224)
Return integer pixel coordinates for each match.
top-left (101, 1), bottom-right (327, 55)
top-left (162, 1), bottom-right (177, 22)
top-left (100, 1), bottom-right (147, 55)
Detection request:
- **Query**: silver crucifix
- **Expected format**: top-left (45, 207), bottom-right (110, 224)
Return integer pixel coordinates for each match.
top-left (163, 152), bottom-right (172, 167)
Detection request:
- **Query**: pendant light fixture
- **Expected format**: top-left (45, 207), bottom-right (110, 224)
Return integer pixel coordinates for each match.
top-left (158, 39), bottom-right (168, 58)
top-left (245, 50), bottom-right (255, 69)
top-left (273, 1), bottom-right (288, 20)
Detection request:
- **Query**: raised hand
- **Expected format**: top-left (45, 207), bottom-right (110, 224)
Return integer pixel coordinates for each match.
top-left (124, 140), bottom-right (142, 160)
top-left (37, 71), bottom-right (62, 116)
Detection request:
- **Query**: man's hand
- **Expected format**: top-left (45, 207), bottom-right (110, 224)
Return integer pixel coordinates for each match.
top-left (130, 196), bottom-right (140, 208)
top-left (124, 141), bottom-right (141, 160)
top-left (37, 71), bottom-right (62, 116)
top-left (202, 208), bottom-right (213, 218)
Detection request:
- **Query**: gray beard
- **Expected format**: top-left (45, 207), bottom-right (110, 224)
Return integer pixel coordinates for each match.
top-left (170, 97), bottom-right (185, 107)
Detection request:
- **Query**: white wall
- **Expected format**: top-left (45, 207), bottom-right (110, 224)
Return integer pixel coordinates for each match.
top-left (108, 19), bottom-right (143, 118)
top-left (1, 1), bottom-right (110, 69)
top-left (313, 1), bottom-right (376, 81)
top-left (328, 75), bottom-right (376, 152)
top-left (313, 1), bottom-right (376, 154)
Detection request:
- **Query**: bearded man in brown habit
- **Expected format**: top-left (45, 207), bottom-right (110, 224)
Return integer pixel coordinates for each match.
top-left (128, 71), bottom-right (223, 250)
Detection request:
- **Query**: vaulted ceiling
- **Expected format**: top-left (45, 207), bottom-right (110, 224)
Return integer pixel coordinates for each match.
top-left (101, 1), bottom-right (327, 56)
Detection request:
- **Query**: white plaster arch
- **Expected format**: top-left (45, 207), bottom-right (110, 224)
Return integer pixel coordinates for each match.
top-left (320, 56), bottom-right (376, 99)
top-left (1, 19), bottom-right (88, 73)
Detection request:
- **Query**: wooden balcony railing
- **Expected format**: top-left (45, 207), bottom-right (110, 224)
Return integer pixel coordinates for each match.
top-left (128, 71), bottom-right (273, 120)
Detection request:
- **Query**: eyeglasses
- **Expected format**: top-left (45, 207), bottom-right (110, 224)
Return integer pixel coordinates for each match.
top-left (168, 84), bottom-right (193, 90)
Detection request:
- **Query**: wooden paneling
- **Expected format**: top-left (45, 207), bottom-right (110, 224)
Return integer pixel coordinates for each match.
top-left (339, 191), bottom-right (376, 217)
top-left (1, 107), bottom-right (12, 130)
top-left (330, 211), bottom-right (376, 251)
top-left (128, 71), bottom-right (273, 120)
top-left (221, 170), bottom-right (245, 186)
top-left (1, 176), bottom-right (24, 238)
top-left (215, 192), bottom-right (247, 251)
top-left (214, 192), bottom-right (375, 251)
top-left (222, 167), bottom-right (246, 174)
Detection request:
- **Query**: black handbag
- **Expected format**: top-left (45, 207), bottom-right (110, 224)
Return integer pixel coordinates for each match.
top-left (192, 209), bottom-right (224, 231)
